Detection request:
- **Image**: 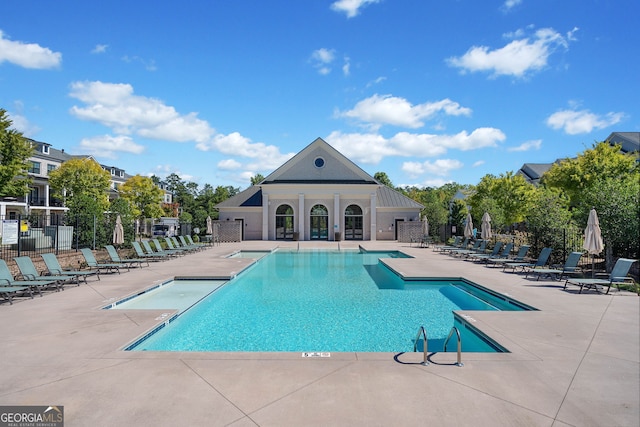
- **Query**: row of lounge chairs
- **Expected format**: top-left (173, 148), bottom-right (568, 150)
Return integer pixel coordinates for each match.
top-left (0, 235), bottom-right (209, 304)
top-left (434, 237), bottom-right (637, 294)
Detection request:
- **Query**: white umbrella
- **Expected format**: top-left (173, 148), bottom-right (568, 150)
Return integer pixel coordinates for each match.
top-left (464, 213), bottom-right (474, 239)
top-left (113, 215), bottom-right (125, 245)
top-left (206, 216), bottom-right (213, 235)
top-left (480, 212), bottom-right (492, 240)
top-left (583, 208), bottom-right (604, 277)
top-left (422, 215), bottom-right (429, 236)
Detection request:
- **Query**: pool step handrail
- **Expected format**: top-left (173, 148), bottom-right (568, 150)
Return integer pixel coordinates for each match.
top-left (414, 326), bottom-right (429, 365)
top-left (443, 326), bottom-right (464, 367)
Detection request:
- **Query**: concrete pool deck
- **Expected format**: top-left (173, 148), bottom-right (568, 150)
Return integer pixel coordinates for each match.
top-left (0, 241), bottom-right (638, 426)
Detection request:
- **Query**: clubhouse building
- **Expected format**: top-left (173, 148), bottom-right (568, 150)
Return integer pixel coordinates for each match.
top-left (215, 138), bottom-right (423, 241)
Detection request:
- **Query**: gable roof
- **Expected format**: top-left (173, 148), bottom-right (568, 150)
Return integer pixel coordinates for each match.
top-left (262, 137), bottom-right (378, 184)
top-left (376, 185), bottom-right (423, 208)
top-left (606, 132), bottom-right (639, 154)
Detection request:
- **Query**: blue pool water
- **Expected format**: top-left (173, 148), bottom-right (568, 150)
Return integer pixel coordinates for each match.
top-left (128, 249), bottom-right (531, 353)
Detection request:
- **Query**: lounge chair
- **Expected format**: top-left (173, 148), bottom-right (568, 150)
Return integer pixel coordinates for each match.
top-left (471, 242), bottom-right (512, 263)
top-left (152, 239), bottom-right (183, 256)
top-left (164, 237), bottom-right (192, 254)
top-left (0, 259), bottom-right (38, 303)
top-left (12, 256), bottom-right (70, 290)
top-left (486, 245), bottom-right (529, 268)
top-left (450, 240), bottom-right (486, 258)
top-left (144, 240), bottom-right (179, 258)
top-left (502, 247), bottom-right (552, 273)
top-left (564, 258), bottom-right (637, 294)
top-left (170, 237), bottom-right (197, 253)
top-left (132, 241), bottom-right (168, 261)
top-left (41, 253), bottom-right (100, 283)
top-left (525, 251), bottom-right (583, 281)
top-left (438, 237), bottom-right (469, 254)
top-left (185, 235), bottom-right (210, 248)
top-left (105, 245), bottom-right (149, 268)
top-left (178, 236), bottom-right (202, 251)
top-left (80, 248), bottom-right (124, 274)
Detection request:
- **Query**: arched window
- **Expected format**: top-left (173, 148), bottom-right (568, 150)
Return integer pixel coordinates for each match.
top-left (275, 204), bottom-right (294, 240)
top-left (344, 204), bottom-right (363, 240)
top-left (310, 204), bottom-right (328, 240)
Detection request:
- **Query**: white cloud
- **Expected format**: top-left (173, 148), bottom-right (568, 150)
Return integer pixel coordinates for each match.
top-left (338, 94), bottom-right (472, 129)
top-left (121, 55), bottom-right (157, 71)
top-left (401, 159), bottom-right (464, 178)
top-left (508, 139), bottom-right (542, 151)
top-left (310, 48), bottom-right (336, 75)
top-left (331, 0), bottom-right (380, 18)
top-left (447, 27), bottom-right (576, 78)
top-left (91, 44), bottom-right (108, 54)
top-left (78, 134), bottom-right (145, 159)
top-left (501, 0), bottom-right (522, 12)
top-left (69, 81), bottom-right (215, 143)
top-left (196, 132), bottom-right (295, 171)
top-left (342, 56), bottom-right (351, 76)
top-left (0, 30), bottom-right (61, 69)
top-left (326, 127), bottom-right (505, 164)
top-left (217, 159), bottom-right (242, 170)
top-left (546, 108), bottom-right (624, 134)
top-left (7, 111), bottom-right (40, 136)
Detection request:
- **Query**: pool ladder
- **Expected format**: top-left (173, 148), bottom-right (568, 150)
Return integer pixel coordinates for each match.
top-left (443, 326), bottom-right (464, 367)
top-left (414, 326), bottom-right (464, 367)
top-left (413, 326), bottom-right (429, 365)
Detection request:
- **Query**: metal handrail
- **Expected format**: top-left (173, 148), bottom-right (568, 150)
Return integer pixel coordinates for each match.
top-left (443, 326), bottom-right (464, 367)
top-left (413, 326), bottom-right (428, 365)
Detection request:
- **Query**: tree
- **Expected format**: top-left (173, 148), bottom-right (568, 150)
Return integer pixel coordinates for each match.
top-left (374, 171), bottom-right (394, 188)
top-left (49, 158), bottom-right (111, 212)
top-left (119, 175), bottom-right (164, 220)
top-left (0, 109), bottom-right (34, 197)
top-left (251, 173), bottom-right (265, 185)
top-left (542, 141), bottom-right (638, 208)
top-left (468, 172), bottom-right (534, 230)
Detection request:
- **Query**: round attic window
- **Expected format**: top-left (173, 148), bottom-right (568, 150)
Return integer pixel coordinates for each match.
top-left (314, 157), bottom-right (325, 168)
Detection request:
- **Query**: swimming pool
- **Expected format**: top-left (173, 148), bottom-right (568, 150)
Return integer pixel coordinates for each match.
top-left (126, 249), bottom-right (532, 353)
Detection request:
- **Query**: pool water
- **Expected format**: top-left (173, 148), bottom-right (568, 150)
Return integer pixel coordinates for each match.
top-left (128, 249), bottom-right (530, 353)
top-left (107, 279), bottom-right (226, 312)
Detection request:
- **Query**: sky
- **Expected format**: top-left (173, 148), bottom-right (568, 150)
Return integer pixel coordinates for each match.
top-left (1, 0), bottom-right (638, 190)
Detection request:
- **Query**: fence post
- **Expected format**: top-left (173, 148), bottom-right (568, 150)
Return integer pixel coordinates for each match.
top-left (74, 215), bottom-right (79, 251)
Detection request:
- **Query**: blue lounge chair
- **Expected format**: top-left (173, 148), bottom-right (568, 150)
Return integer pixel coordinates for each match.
top-left (434, 236), bottom-right (463, 252)
top-left (471, 242), bottom-right (513, 263)
top-left (142, 240), bottom-right (176, 258)
top-left (132, 241), bottom-right (168, 261)
top-left (525, 251), bottom-right (583, 281)
top-left (41, 253), bottom-right (100, 283)
top-left (105, 245), bottom-right (149, 268)
top-left (152, 239), bottom-right (183, 256)
top-left (502, 247), bottom-right (552, 273)
top-left (564, 258), bottom-right (637, 294)
top-left (450, 240), bottom-right (486, 258)
top-left (14, 256), bottom-right (73, 289)
top-left (177, 236), bottom-right (202, 251)
top-left (0, 259), bottom-right (38, 303)
top-left (80, 248), bottom-right (124, 274)
top-left (487, 245), bottom-right (529, 268)
top-left (164, 237), bottom-right (191, 254)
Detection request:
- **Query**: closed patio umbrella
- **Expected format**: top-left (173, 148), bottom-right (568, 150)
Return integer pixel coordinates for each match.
top-left (206, 216), bottom-right (213, 235)
top-left (480, 212), bottom-right (492, 240)
top-left (113, 215), bottom-right (125, 245)
top-left (422, 215), bottom-right (429, 236)
top-left (583, 208), bottom-right (604, 277)
top-left (464, 213), bottom-right (474, 239)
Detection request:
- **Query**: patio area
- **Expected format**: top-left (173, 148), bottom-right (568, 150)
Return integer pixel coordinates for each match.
top-left (0, 241), bottom-right (638, 426)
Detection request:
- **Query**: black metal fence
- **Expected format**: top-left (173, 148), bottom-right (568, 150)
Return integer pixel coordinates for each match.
top-left (0, 213), bottom-right (137, 260)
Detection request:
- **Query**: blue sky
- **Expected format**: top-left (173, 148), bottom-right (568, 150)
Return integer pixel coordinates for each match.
top-left (1, 0), bottom-right (638, 189)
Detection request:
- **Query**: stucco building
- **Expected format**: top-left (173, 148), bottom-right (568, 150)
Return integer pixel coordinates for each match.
top-left (215, 137), bottom-right (423, 241)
